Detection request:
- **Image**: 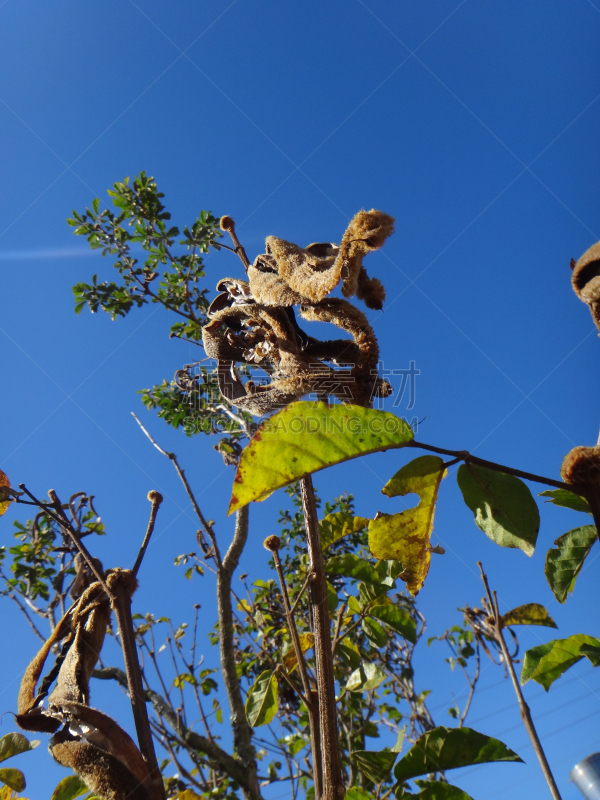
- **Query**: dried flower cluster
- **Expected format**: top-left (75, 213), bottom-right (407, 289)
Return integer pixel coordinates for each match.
top-left (203, 210), bottom-right (395, 415)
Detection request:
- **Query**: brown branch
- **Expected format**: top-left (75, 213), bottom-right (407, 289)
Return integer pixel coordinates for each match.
top-left (301, 475), bottom-right (344, 800)
top-left (218, 505), bottom-right (262, 800)
top-left (108, 570), bottom-right (166, 800)
top-left (131, 413), bottom-right (221, 564)
top-left (93, 667), bottom-right (259, 795)
top-left (268, 541), bottom-right (322, 799)
top-left (478, 563), bottom-right (562, 800)
top-left (132, 490), bottom-right (164, 577)
top-left (409, 441), bottom-right (577, 492)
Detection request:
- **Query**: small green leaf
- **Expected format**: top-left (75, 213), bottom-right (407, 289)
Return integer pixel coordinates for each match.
top-left (501, 603), bottom-right (557, 629)
top-left (326, 554), bottom-right (381, 585)
top-left (229, 403), bottom-right (413, 513)
top-left (393, 727), bottom-right (522, 781)
top-left (545, 525), bottom-right (597, 603)
top-left (0, 734), bottom-right (38, 764)
top-left (368, 456), bottom-right (446, 595)
top-left (0, 769), bottom-right (25, 793)
top-left (352, 750), bottom-right (397, 783)
top-left (539, 489), bottom-right (591, 514)
top-left (337, 638), bottom-right (361, 669)
top-left (346, 663), bottom-right (387, 692)
top-left (457, 464), bottom-right (539, 556)
top-left (369, 603), bottom-right (417, 643)
top-left (362, 617), bottom-right (388, 648)
top-left (245, 670), bottom-right (278, 727)
top-left (521, 634), bottom-right (600, 690)
top-left (49, 775), bottom-right (89, 800)
top-left (411, 780), bottom-right (475, 799)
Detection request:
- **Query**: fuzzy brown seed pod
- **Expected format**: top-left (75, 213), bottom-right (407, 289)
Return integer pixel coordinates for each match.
top-left (147, 490), bottom-right (163, 505)
top-left (220, 215), bottom-right (235, 231)
top-left (263, 535), bottom-right (281, 552)
top-left (561, 446), bottom-right (600, 488)
top-left (571, 241), bottom-right (600, 333)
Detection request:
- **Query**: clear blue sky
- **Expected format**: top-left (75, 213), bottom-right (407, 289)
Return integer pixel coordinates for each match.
top-left (0, 2), bottom-right (599, 798)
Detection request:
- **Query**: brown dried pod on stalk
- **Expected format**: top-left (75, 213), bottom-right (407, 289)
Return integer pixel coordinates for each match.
top-left (571, 241), bottom-right (600, 333)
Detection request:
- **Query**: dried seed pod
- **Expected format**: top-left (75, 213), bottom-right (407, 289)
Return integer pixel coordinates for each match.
top-left (263, 535), bottom-right (281, 552)
top-left (571, 241), bottom-right (600, 333)
top-left (220, 215), bottom-right (235, 231)
top-left (561, 446), bottom-right (600, 489)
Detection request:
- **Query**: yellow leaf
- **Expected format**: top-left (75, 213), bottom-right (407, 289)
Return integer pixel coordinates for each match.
top-left (368, 456), bottom-right (446, 595)
top-left (228, 402), bottom-right (413, 514)
top-left (282, 633), bottom-right (315, 673)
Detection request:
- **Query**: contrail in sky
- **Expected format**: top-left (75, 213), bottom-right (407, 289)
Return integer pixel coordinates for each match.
top-left (0, 248), bottom-right (96, 261)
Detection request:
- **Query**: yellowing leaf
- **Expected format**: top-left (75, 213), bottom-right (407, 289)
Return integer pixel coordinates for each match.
top-left (368, 456), bottom-right (446, 595)
top-left (174, 791), bottom-right (205, 800)
top-left (0, 471), bottom-right (14, 519)
top-left (320, 512), bottom-right (369, 550)
top-left (228, 402), bottom-right (413, 513)
top-left (282, 633), bottom-right (314, 673)
top-left (501, 603), bottom-right (557, 629)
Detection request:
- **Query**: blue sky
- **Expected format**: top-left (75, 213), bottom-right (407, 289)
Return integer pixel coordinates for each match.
top-left (0, 2), bottom-right (599, 798)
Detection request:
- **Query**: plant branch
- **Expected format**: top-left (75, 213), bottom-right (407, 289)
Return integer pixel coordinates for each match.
top-left (478, 563), bottom-right (562, 800)
top-left (131, 413), bottom-right (221, 564)
top-left (410, 441), bottom-right (576, 492)
top-left (132, 490), bottom-right (163, 577)
top-left (301, 475), bottom-right (344, 800)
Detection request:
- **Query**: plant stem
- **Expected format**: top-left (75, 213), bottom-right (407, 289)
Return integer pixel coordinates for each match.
top-left (478, 563), bottom-right (562, 800)
top-left (300, 475), bottom-right (344, 800)
top-left (272, 549), bottom-right (322, 799)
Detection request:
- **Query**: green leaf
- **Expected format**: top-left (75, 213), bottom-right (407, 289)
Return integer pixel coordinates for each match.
top-left (545, 525), bottom-right (597, 603)
top-left (245, 670), bottom-right (278, 727)
top-left (326, 554), bottom-right (381, 585)
top-left (369, 603), bottom-right (417, 643)
top-left (346, 663), bottom-right (387, 692)
top-left (352, 750), bottom-right (397, 784)
top-left (321, 512), bottom-right (369, 550)
top-left (49, 775), bottom-right (89, 800)
top-left (229, 402), bottom-right (413, 513)
top-left (0, 769), bottom-right (25, 793)
top-left (580, 644), bottom-right (600, 666)
top-left (345, 788), bottom-right (374, 800)
top-left (0, 734), bottom-right (38, 764)
top-left (368, 456), bottom-right (446, 595)
top-left (501, 603), bottom-right (557, 629)
top-left (539, 489), bottom-right (591, 514)
top-left (362, 617), bottom-right (388, 648)
top-left (457, 464), bottom-right (539, 556)
top-left (410, 780), bottom-right (475, 799)
top-left (337, 637), bottom-right (361, 669)
top-left (393, 727), bottom-right (522, 781)
top-left (521, 634), bottom-right (600, 690)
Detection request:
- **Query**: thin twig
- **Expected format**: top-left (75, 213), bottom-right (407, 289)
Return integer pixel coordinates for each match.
top-left (410, 441), bottom-right (577, 492)
top-left (478, 563), bottom-right (562, 800)
top-left (132, 490), bottom-right (163, 577)
top-left (131, 413), bottom-right (221, 566)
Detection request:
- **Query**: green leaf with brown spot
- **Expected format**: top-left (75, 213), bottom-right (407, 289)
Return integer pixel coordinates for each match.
top-left (545, 525), bottom-right (597, 603)
top-left (0, 770), bottom-right (25, 793)
top-left (228, 402), bottom-right (413, 513)
top-left (393, 727), bottom-right (522, 782)
top-left (368, 456), bottom-right (446, 595)
top-left (457, 464), bottom-right (539, 556)
top-left (501, 603), bottom-right (557, 629)
top-left (521, 634), bottom-right (600, 690)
